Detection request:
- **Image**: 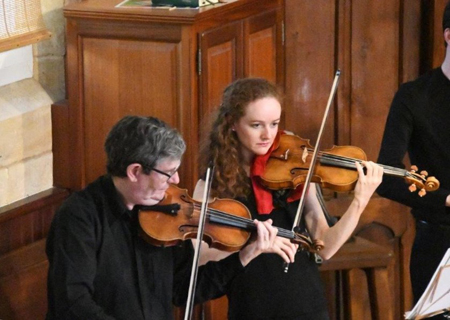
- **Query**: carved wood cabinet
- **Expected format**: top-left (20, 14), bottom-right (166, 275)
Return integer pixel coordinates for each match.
top-left (55, 0), bottom-right (284, 192)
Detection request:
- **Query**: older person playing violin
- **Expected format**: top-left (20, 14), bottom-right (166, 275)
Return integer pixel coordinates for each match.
top-left (45, 115), bottom-right (296, 320)
top-left (195, 78), bottom-right (383, 320)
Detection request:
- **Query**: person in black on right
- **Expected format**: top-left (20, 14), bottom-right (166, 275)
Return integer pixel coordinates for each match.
top-left (377, 2), bottom-right (450, 318)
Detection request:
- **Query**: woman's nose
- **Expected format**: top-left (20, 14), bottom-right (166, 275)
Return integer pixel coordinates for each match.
top-left (261, 127), bottom-right (271, 140)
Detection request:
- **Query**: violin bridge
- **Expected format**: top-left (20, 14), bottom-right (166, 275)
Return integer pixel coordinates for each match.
top-left (302, 146), bottom-right (308, 163)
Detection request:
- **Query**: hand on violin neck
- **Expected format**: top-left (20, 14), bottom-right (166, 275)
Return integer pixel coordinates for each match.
top-left (353, 161), bottom-right (383, 206)
top-left (238, 219), bottom-right (297, 266)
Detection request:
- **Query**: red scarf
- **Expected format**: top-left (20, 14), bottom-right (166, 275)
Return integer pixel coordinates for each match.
top-left (250, 131), bottom-right (303, 214)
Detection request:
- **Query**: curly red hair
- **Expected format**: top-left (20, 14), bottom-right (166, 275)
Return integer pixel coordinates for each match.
top-left (199, 78), bottom-right (283, 199)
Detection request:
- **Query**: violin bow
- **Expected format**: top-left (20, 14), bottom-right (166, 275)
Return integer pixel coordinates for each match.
top-left (184, 165), bottom-right (214, 320)
top-left (285, 70), bottom-right (341, 272)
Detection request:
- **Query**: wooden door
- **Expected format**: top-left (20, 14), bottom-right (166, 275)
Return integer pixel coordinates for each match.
top-left (244, 8), bottom-right (284, 86)
top-left (81, 37), bottom-right (183, 184)
top-left (199, 6), bottom-right (285, 125)
top-left (199, 21), bottom-right (243, 120)
top-left (64, 17), bottom-right (192, 190)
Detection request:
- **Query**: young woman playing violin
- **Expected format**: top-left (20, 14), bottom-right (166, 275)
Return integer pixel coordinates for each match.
top-left (195, 78), bottom-right (384, 320)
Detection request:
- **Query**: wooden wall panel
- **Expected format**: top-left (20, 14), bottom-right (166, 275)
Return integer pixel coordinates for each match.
top-left (0, 188), bottom-right (69, 255)
top-left (346, 0), bottom-right (400, 160)
top-left (0, 240), bottom-right (48, 320)
top-left (82, 38), bottom-right (181, 183)
top-left (422, 0), bottom-right (448, 70)
top-left (402, 0), bottom-right (421, 82)
top-left (284, 0), bottom-right (337, 148)
top-left (83, 38), bottom-right (121, 183)
top-left (245, 10), bottom-right (278, 83)
top-left (432, 0), bottom-right (448, 66)
top-left (200, 22), bottom-right (241, 117)
top-left (0, 188), bottom-right (69, 319)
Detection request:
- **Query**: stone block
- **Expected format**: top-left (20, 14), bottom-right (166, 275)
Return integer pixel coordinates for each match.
top-left (0, 79), bottom-right (52, 168)
top-left (2, 152), bottom-right (53, 206)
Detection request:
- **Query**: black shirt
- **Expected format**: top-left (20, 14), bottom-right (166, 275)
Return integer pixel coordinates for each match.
top-left (226, 190), bottom-right (328, 319)
top-left (377, 67), bottom-right (450, 225)
top-left (46, 175), bottom-right (244, 320)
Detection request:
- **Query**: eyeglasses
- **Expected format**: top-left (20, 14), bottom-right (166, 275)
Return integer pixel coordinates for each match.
top-left (150, 166), bottom-right (179, 181)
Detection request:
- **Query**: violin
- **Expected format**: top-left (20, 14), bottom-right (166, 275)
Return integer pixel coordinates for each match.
top-left (261, 134), bottom-right (440, 197)
top-left (138, 184), bottom-right (324, 253)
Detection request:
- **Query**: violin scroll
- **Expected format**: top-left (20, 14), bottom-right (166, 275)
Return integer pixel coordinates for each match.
top-left (405, 165), bottom-right (440, 197)
top-left (312, 238), bottom-right (325, 252)
top-left (291, 231), bottom-right (323, 253)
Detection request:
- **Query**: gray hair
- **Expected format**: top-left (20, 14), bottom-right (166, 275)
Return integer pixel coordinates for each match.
top-left (104, 116), bottom-right (186, 177)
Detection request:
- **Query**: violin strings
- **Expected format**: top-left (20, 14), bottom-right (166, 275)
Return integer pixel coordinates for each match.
top-left (206, 207), bottom-right (295, 239)
top-left (302, 148), bottom-right (419, 179)
top-left (189, 203), bottom-right (295, 239)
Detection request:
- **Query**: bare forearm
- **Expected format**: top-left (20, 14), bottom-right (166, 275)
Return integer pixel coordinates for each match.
top-left (319, 197), bottom-right (365, 259)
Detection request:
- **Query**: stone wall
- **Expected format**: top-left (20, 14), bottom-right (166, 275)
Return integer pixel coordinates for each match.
top-left (0, 80), bottom-right (53, 205)
top-left (0, 0), bottom-right (67, 207)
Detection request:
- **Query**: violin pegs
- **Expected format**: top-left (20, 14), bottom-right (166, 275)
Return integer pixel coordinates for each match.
top-left (411, 165), bottom-right (418, 172)
top-left (418, 189), bottom-right (426, 197)
top-left (420, 170), bottom-right (428, 177)
top-left (409, 184), bottom-right (417, 193)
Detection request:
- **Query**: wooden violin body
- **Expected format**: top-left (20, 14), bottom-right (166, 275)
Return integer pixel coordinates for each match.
top-left (260, 134), bottom-right (440, 196)
top-left (138, 184), bottom-right (323, 253)
top-left (138, 185), bottom-right (251, 252)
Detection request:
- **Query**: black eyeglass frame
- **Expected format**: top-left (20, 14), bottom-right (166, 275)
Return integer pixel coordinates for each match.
top-left (150, 167), bottom-right (179, 180)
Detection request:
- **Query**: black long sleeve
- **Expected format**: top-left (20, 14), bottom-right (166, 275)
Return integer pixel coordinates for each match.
top-left (377, 68), bottom-right (450, 225)
top-left (46, 175), bottom-right (243, 320)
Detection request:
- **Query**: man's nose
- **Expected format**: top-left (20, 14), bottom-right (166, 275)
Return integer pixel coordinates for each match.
top-left (169, 171), bottom-right (180, 184)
